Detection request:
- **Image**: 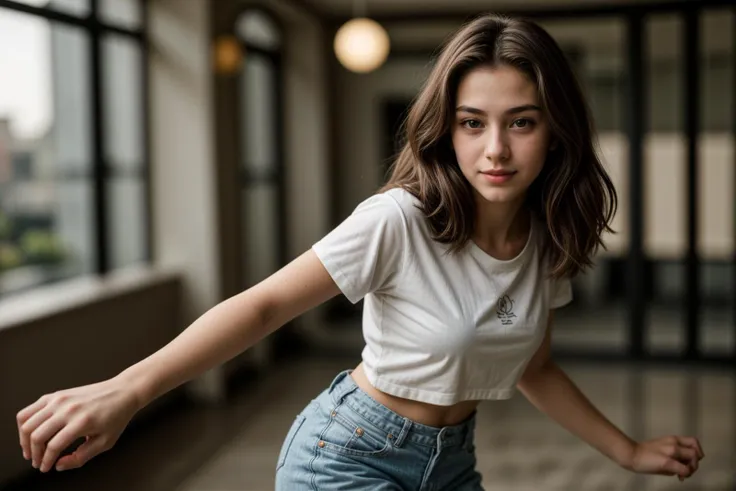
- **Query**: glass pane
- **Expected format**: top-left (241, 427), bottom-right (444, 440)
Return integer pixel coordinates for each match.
top-left (13, 0), bottom-right (89, 17)
top-left (236, 10), bottom-right (281, 50)
top-left (241, 52), bottom-right (277, 175)
top-left (107, 177), bottom-right (146, 268)
top-left (102, 35), bottom-right (143, 173)
top-left (0, 10), bottom-right (94, 297)
top-left (536, 18), bottom-right (628, 354)
top-left (242, 183), bottom-right (279, 288)
top-left (699, 8), bottom-right (735, 356)
top-left (102, 34), bottom-right (146, 269)
top-left (100, 0), bottom-right (142, 30)
top-left (645, 14), bottom-right (685, 354)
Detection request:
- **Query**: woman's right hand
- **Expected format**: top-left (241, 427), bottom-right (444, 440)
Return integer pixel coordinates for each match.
top-left (16, 376), bottom-right (141, 473)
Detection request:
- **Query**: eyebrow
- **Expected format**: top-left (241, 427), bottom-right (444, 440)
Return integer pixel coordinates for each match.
top-left (456, 104), bottom-right (542, 115)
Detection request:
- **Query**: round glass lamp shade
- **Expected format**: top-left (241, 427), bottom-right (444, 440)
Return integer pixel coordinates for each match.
top-left (334, 18), bottom-right (390, 73)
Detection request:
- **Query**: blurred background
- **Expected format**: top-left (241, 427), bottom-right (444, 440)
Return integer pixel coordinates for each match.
top-left (0, 0), bottom-right (734, 489)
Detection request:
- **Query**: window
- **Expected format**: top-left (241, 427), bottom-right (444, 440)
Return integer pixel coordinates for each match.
top-left (0, 1), bottom-right (148, 297)
top-left (236, 8), bottom-right (285, 289)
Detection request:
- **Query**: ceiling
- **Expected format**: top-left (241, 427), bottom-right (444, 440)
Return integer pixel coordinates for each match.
top-left (302, 0), bottom-right (694, 19)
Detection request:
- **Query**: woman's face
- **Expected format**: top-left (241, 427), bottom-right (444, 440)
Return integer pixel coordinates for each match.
top-left (451, 65), bottom-right (553, 207)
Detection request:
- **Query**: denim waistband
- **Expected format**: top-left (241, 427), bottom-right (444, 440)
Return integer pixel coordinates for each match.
top-left (326, 369), bottom-right (476, 450)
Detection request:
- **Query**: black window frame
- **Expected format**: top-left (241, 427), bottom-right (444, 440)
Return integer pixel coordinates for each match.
top-left (235, 5), bottom-right (288, 282)
top-left (0, 0), bottom-right (151, 280)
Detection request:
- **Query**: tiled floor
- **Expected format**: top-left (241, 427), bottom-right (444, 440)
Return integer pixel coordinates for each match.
top-left (4, 355), bottom-right (735, 491)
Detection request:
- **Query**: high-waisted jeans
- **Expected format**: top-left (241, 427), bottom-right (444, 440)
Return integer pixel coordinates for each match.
top-left (275, 369), bottom-right (484, 490)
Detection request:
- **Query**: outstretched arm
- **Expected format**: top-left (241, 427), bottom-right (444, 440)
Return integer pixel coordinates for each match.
top-left (17, 249), bottom-right (340, 473)
top-left (120, 249), bottom-right (340, 406)
top-left (516, 312), bottom-right (704, 481)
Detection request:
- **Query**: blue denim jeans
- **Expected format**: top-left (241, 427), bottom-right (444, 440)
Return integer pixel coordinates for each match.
top-left (275, 370), bottom-right (484, 490)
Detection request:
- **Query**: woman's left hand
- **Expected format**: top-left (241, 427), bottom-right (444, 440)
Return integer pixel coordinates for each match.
top-left (624, 436), bottom-right (704, 481)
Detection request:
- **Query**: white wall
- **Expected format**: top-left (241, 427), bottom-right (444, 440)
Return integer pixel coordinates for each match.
top-left (148, 0), bottom-right (223, 399)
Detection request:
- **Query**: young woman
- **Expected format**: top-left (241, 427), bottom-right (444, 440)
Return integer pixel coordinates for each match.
top-left (17, 13), bottom-right (703, 489)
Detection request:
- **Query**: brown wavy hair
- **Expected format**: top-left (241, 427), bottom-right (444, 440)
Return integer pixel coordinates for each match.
top-left (379, 13), bottom-right (617, 279)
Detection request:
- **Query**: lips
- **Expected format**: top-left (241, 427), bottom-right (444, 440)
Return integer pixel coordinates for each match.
top-left (480, 168), bottom-right (516, 184)
top-left (481, 169), bottom-right (516, 176)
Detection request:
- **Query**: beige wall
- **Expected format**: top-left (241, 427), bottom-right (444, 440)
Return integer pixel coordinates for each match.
top-left (148, 0), bottom-right (226, 398)
top-left (149, 0), bottom-right (219, 320)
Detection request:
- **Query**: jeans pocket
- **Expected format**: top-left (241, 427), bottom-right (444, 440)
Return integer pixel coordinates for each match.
top-left (319, 409), bottom-right (392, 458)
top-left (276, 413), bottom-right (306, 471)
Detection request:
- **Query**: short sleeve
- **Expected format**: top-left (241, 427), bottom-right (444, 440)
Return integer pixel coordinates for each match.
top-left (312, 193), bottom-right (407, 304)
top-left (550, 276), bottom-right (573, 309)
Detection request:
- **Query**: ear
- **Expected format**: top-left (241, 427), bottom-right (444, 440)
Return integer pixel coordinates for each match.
top-left (550, 139), bottom-right (559, 151)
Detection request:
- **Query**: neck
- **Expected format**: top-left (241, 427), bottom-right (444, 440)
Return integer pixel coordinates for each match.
top-left (473, 193), bottom-right (529, 248)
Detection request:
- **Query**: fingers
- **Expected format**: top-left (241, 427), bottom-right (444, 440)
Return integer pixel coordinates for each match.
top-left (19, 407), bottom-right (55, 468)
top-left (54, 436), bottom-right (108, 472)
top-left (30, 415), bottom-right (68, 470)
top-left (671, 436), bottom-right (704, 479)
top-left (17, 396), bottom-right (51, 460)
top-left (17, 393), bottom-right (98, 473)
top-left (674, 446), bottom-right (699, 475)
top-left (662, 458), bottom-right (690, 478)
top-left (677, 436), bottom-right (705, 459)
top-left (40, 424), bottom-right (88, 473)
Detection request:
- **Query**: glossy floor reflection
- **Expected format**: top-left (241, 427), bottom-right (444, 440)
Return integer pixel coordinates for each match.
top-left (4, 356), bottom-right (735, 491)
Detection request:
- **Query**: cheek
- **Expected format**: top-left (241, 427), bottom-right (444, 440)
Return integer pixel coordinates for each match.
top-left (451, 133), bottom-right (480, 168)
top-left (517, 140), bottom-right (549, 177)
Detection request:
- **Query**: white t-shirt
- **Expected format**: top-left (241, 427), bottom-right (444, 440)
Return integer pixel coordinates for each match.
top-left (312, 187), bottom-right (572, 406)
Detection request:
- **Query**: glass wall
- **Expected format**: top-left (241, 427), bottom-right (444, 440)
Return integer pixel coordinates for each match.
top-left (0, 0), bottom-right (148, 297)
top-left (534, 8), bottom-right (735, 361)
top-left (537, 17), bottom-right (630, 354)
top-left (698, 8), bottom-right (734, 356)
top-left (642, 9), bottom-right (735, 357)
top-left (644, 13), bottom-right (686, 355)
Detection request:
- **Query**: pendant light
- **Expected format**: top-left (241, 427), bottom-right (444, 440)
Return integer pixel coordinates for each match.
top-left (333, 0), bottom-right (390, 73)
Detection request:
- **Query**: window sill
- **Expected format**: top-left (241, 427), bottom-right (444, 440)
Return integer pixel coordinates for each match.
top-left (0, 264), bottom-right (181, 332)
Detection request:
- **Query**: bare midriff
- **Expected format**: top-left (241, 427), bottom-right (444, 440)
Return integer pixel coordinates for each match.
top-left (349, 362), bottom-right (480, 428)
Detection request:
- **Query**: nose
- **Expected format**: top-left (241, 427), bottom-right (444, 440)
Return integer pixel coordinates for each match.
top-left (484, 127), bottom-right (509, 162)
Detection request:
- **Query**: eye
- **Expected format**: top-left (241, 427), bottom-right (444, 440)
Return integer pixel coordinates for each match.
top-left (461, 119), bottom-right (483, 130)
top-left (512, 118), bottom-right (535, 129)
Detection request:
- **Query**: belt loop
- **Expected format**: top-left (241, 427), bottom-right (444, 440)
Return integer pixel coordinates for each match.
top-left (392, 418), bottom-right (412, 448)
top-left (329, 370), bottom-right (358, 405)
top-left (464, 415), bottom-right (476, 450)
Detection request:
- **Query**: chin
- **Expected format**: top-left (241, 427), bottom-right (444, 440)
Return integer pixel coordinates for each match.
top-left (473, 184), bottom-right (523, 205)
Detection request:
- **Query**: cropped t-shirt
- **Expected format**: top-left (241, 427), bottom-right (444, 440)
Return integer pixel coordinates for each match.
top-left (312, 187), bottom-right (572, 406)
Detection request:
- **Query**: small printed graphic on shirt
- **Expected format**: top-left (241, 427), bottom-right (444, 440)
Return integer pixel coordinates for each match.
top-left (496, 294), bottom-right (516, 325)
